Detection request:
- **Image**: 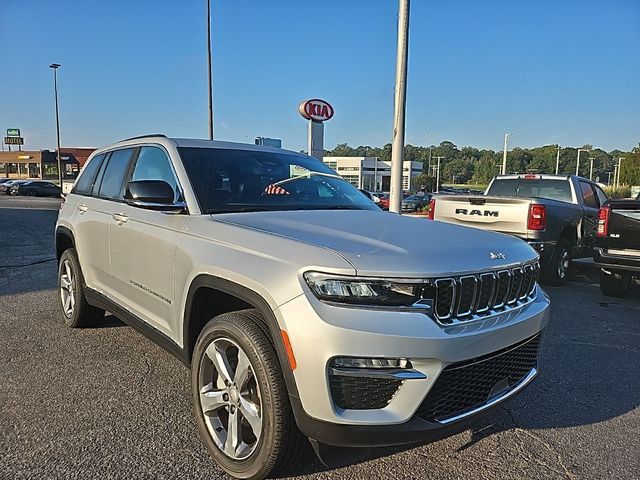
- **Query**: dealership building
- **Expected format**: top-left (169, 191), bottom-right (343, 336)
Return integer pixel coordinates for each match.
top-left (323, 156), bottom-right (423, 192)
top-left (0, 148), bottom-right (95, 183)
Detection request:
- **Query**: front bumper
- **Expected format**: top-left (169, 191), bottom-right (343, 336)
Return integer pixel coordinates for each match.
top-left (276, 286), bottom-right (550, 446)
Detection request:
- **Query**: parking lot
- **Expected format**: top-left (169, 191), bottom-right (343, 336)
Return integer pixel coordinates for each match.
top-left (1, 195), bottom-right (639, 480)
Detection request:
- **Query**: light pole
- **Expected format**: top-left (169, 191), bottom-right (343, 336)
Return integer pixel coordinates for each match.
top-left (206, 0), bottom-right (214, 140)
top-left (433, 156), bottom-right (444, 193)
top-left (389, 0), bottom-right (410, 214)
top-left (613, 164), bottom-right (618, 187)
top-left (49, 63), bottom-right (62, 187)
top-left (617, 157), bottom-right (625, 187)
top-left (555, 145), bottom-right (561, 174)
top-left (575, 148), bottom-right (589, 176)
top-left (501, 132), bottom-right (513, 175)
top-left (589, 157), bottom-right (595, 180)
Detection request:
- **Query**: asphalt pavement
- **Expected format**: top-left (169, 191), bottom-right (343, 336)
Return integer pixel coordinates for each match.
top-left (1, 195), bottom-right (639, 480)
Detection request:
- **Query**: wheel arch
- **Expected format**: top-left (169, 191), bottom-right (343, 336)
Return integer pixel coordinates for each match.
top-left (55, 226), bottom-right (76, 263)
top-left (183, 274), bottom-right (300, 398)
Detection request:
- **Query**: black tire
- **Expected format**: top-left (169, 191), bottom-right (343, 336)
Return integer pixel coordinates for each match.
top-left (191, 310), bottom-right (306, 480)
top-left (26, 189), bottom-right (37, 196)
top-left (58, 248), bottom-right (105, 328)
top-left (541, 239), bottom-right (572, 286)
top-left (599, 269), bottom-right (632, 297)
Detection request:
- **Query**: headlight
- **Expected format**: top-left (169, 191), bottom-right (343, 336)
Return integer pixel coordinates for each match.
top-left (303, 272), bottom-right (427, 307)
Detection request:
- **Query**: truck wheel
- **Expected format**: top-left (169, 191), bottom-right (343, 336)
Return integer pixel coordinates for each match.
top-left (599, 269), bottom-right (631, 297)
top-left (58, 249), bottom-right (105, 327)
top-left (542, 239), bottom-right (571, 286)
top-left (191, 310), bottom-right (305, 480)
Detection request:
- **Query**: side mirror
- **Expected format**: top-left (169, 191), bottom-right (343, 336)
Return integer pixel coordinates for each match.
top-left (125, 180), bottom-right (186, 212)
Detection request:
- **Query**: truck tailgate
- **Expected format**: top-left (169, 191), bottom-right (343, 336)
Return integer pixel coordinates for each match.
top-left (433, 195), bottom-right (533, 237)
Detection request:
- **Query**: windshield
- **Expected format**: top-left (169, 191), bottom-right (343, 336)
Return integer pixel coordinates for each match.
top-left (487, 179), bottom-right (573, 203)
top-left (178, 147), bottom-right (377, 213)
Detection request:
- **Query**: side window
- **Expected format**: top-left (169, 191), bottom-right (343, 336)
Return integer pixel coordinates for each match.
top-left (98, 148), bottom-right (135, 200)
top-left (72, 154), bottom-right (105, 195)
top-left (579, 181), bottom-right (598, 209)
top-left (130, 147), bottom-right (178, 199)
top-left (594, 185), bottom-right (608, 206)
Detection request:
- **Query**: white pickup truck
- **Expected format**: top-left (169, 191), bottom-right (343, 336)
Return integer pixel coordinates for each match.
top-left (430, 174), bottom-right (609, 285)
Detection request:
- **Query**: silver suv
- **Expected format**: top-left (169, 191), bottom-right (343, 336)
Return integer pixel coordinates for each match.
top-left (55, 135), bottom-right (550, 479)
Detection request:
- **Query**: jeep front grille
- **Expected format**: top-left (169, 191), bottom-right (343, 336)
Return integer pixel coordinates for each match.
top-left (432, 262), bottom-right (539, 325)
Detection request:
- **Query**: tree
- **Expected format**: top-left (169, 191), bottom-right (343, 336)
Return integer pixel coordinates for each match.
top-left (443, 157), bottom-right (474, 184)
top-left (472, 155), bottom-right (499, 185)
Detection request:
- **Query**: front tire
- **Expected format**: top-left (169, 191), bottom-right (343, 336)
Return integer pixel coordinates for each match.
top-left (542, 239), bottom-right (571, 286)
top-left (599, 269), bottom-right (631, 297)
top-left (191, 310), bottom-right (305, 480)
top-left (58, 249), bottom-right (105, 327)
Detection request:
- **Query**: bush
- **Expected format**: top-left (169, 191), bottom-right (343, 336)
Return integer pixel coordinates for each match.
top-left (603, 185), bottom-right (632, 199)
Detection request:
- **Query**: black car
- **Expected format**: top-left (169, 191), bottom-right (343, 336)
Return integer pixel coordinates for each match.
top-left (593, 198), bottom-right (640, 297)
top-left (10, 180), bottom-right (62, 197)
top-left (401, 193), bottom-right (432, 212)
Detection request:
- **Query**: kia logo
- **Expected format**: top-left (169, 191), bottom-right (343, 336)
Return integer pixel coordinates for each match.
top-left (299, 99), bottom-right (334, 122)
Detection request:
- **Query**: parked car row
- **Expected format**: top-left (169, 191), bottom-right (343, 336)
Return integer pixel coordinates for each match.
top-left (0, 179), bottom-right (62, 197)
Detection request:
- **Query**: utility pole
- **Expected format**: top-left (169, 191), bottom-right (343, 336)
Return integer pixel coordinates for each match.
top-left (589, 157), bottom-right (595, 180)
top-left (206, 0), bottom-right (214, 140)
top-left (607, 171), bottom-right (612, 185)
top-left (49, 63), bottom-right (63, 187)
top-left (389, 0), bottom-right (410, 214)
top-left (501, 132), bottom-right (513, 175)
top-left (613, 165), bottom-right (618, 187)
top-left (433, 156), bottom-right (444, 193)
top-left (555, 145), bottom-right (561, 175)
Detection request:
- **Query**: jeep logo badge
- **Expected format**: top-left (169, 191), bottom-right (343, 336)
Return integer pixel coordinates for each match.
top-left (490, 252), bottom-right (507, 260)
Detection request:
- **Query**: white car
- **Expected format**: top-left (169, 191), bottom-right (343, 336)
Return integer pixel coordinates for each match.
top-left (56, 135), bottom-right (550, 479)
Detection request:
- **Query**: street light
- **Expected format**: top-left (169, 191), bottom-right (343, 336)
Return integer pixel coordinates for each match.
top-left (501, 132), bottom-right (514, 175)
top-left (206, 0), bottom-right (214, 140)
top-left (49, 63), bottom-right (62, 187)
top-left (433, 156), bottom-right (444, 193)
top-left (575, 148), bottom-right (590, 176)
top-left (617, 157), bottom-right (625, 187)
top-left (555, 145), bottom-right (561, 175)
top-left (589, 157), bottom-right (595, 181)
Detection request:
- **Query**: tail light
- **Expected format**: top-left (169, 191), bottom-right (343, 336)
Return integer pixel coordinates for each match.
top-left (527, 204), bottom-right (546, 230)
top-left (427, 198), bottom-right (436, 220)
top-left (597, 205), bottom-right (610, 237)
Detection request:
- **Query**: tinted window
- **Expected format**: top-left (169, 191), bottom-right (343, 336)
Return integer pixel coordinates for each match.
top-left (178, 147), bottom-right (376, 213)
top-left (487, 179), bottom-right (573, 203)
top-left (594, 185), bottom-right (608, 206)
top-left (73, 154), bottom-right (105, 195)
top-left (579, 181), bottom-right (598, 209)
top-left (98, 149), bottom-right (134, 200)
top-left (131, 147), bottom-right (178, 200)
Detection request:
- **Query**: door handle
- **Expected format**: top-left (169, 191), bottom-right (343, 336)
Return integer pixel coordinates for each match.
top-left (77, 204), bottom-right (88, 213)
top-left (112, 213), bottom-right (129, 224)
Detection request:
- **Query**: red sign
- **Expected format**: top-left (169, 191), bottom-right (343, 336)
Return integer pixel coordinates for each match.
top-left (298, 99), bottom-right (334, 122)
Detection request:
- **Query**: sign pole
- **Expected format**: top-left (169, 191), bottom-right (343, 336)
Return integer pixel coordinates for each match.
top-left (389, 0), bottom-right (410, 214)
top-left (308, 121), bottom-right (324, 161)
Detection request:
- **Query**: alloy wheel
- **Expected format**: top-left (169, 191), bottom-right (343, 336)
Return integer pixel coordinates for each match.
top-left (198, 337), bottom-right (263, 460)
top-left (558, 249), bottom-right (570, 279)
top-left (60, 259), bottom-right (75, 318)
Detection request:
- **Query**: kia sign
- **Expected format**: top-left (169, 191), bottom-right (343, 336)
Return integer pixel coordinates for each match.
top-left (298, 99), bottom-right (334, 122)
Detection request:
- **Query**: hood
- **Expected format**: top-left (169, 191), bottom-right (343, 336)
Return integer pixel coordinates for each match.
top-left (212, 210), bottom-right (538, 277)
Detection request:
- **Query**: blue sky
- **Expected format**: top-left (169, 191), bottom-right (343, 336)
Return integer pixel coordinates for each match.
top-left (1, 0), bottom-right (638, 153)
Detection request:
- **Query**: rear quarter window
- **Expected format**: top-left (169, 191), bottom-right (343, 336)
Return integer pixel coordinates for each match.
top-left (73, 154), bottom-right (105, 195)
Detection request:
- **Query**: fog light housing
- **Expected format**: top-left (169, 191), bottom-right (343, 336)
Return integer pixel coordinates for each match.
top-left (330, 357), bottom-right (410, 369)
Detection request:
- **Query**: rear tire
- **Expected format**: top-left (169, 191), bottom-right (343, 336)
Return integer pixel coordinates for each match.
top-left (191, 310), bottom-right (306, 480)
top-left (542, 239), bottom-right (571, 286)
top-left (58, 249), bottom-right (105, 327)
top-left (599, 269), bottom-right (631, 297)
top-left (26, 189), bottom-right (37, 196)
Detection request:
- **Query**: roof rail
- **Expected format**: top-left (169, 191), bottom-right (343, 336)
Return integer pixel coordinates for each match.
top-left (118, 134), bottom-right (168, 142)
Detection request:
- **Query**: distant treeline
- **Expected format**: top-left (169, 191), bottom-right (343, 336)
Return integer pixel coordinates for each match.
top-left (325, 141), bottom-right (640, 186)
